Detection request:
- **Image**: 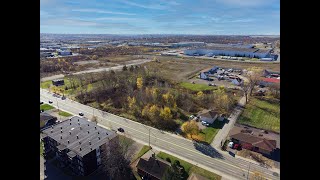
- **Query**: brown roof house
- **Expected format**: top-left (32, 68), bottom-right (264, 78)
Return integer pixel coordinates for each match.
top-left (136, 156), bottom-right (171, 180)
top-left (198, 110), bottom-right (224, 124)
top-left (230, 133), bottom-right (277, 156)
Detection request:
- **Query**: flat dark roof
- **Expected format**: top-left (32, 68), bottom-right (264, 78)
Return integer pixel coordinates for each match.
top-left (43, 116), bottom-right (117, 157)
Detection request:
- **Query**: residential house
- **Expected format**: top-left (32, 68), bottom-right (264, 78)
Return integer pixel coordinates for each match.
top-left (42, 116), bottom-right (118, 176)
top-left (230, 133), bottom-right (277, 156)
top-left (136, 156), bottom-right (171, 180)
top-left (198, 110), bottom-right (220, 124)
top-left (40, 112), bottom-right (57, 130)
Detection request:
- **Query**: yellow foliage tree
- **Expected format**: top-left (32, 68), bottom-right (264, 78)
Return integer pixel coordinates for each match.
top-left (197, 91), bottom-right (204, 98)
top-left (181, 120), bottom-right (200, 139)
top-left (137, 77), bottom-right (143, 89)
top-left (160, 106), bottom-right (173, 121)
top-left (127, 96), bottom-right (136, 109)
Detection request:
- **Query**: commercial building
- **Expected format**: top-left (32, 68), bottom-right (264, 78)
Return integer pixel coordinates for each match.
top-left (230, 132), bottom-right (277, 156)
top-left (42, 116), bottom-right (118, 176)
top-left (171, 42), bottom-right (205, 48)
top-left (57, 50), bottom-right (72, 56)
top-left (184, 46), bottom-right (272, 59)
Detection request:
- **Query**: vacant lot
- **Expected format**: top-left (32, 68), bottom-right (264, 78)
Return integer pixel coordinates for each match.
top-left (157, 152), bottom-right (221, 180)
top-left (238, 97), bottom-right (280, 132)
top-left (180, 82), bottom-right (217, 91)
top-left (40, 104), bottom-right (54, 111)
top-left (145, 60), bottom-right (209, 81)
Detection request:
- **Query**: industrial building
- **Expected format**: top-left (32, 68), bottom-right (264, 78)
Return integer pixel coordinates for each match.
top-left (42, 116), bottom-right (118, 176)
top-left (171, 42), bottom-right (205, 48)
top-left (184, 47), bottom-right (272, 59)
top-left (57, 50), bottom-right (72, 56)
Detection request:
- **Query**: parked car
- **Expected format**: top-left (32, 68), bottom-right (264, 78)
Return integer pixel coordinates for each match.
top-left (79, 112), bottom-right (84, 116)
top-left (117, 128), bottom-right (124, 133)
top-left (228, 142), bottom-right (234, 148)
top-left (40, 101), bottom-right (44, 105)
top-left (189, 115), bottom-right (195, 119)
top-left (201, 121), bottom-right (210, 127)
top-left (61, 96), bottom-right (66, 100)
top-left (48, 100), bottom-right (53, 104)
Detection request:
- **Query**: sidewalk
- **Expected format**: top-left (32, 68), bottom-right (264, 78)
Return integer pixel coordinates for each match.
top-left (211, 96), bottom-right (246, 148)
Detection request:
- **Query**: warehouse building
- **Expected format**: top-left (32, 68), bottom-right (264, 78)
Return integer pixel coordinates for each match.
top-left (184, 47), bottom-right (272, 59)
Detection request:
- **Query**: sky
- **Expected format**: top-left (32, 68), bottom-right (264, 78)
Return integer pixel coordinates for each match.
top-left (40, 0), bottom-right (280, 35)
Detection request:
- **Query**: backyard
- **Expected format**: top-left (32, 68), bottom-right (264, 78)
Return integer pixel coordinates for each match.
top-left (238, 97), bottom-right (280, 132)
top-left (157, 152), bottom-right (221, 180)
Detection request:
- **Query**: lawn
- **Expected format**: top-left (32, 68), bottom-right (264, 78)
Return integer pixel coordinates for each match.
top-left (157, 152), bottom-right (221, 180)
top-left (40, 140), bottom-right (44, 156)
top-left (40, 104), bottom-right (55, 111)
top-left (179, 82), bottom-right (217, 91)
top-left (132, 145), bottom-right (152, 163)
top-left (58, 111), bottom-right (73, 117)
top-left (238, 97), bottom-right (280, 132)
top-left (199, 120), bottom-right (225, 144)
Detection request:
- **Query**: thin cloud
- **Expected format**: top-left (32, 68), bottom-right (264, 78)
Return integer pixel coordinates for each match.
top-left (216, 0), bottom-right (277, 7)
top-left (120, 0), bottom-right (167, 10)
top-left (72, 8), bottom-right (136, 15)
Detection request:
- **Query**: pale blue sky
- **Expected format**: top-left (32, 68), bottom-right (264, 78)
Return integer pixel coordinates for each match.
top-left (40, 0), bottom-right (280, 35)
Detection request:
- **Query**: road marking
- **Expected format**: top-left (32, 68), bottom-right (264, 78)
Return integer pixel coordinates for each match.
top-left (40, 92), bottom-right (277, 180)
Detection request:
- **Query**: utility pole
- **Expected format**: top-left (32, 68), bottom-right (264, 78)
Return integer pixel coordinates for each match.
top-left (148, 128), bottom-right (151, 147)
top-left (247, 162), bottom-right (251, 180)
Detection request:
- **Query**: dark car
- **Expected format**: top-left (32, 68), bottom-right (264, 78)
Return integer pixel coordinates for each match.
top-left (117, 128), bottom-right (124, 133)
top-left (61, 96), bottom-right (66, 100)
top-left (40, 109), bottom-right (44, 113)
top-left (48, 100), bottom-right (53, 104)
top-left (79, 112), bottom-right (84, 116)
top-left (40, 101), bottom-right (44, 105)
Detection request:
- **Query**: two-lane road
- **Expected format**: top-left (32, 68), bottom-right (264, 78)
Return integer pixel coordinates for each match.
top-left (40, 89), bottom-right (279, 180)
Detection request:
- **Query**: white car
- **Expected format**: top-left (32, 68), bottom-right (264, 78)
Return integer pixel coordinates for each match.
top-left (228, 142), bottom-right (234, 148)
top-left (48, 100), bottom-right (53, 104)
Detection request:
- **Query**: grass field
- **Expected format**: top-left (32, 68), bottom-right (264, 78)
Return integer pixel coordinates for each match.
top-left (199, 120), bottom-right (225, 144)
top-left (132, 145), bottom-right (152, 163)
top-left (40, 104), bottom-right (55, 111)
top-left (238, 97), bottom-right (280, 132)
top-left (58, 111), bottom-right (73, 117)
top-left (157, 152), bottom-right (221, 180)
top-left (180, 82), bottom-right (217, 91)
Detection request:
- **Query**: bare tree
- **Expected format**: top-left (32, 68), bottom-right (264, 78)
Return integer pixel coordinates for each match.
top-left (100, 137), bottom-right (134, 180)
top-left (241, 82), bottom-right (251, 103)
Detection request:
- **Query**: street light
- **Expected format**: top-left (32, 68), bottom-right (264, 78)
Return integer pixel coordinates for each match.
top-left (148, 128), bottom-right (151, 147)
top-left (247, 162), bottom-right (251, 180)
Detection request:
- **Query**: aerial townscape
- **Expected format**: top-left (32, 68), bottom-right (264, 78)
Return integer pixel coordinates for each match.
top-left (40, 1), bottom-right (280, 180)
